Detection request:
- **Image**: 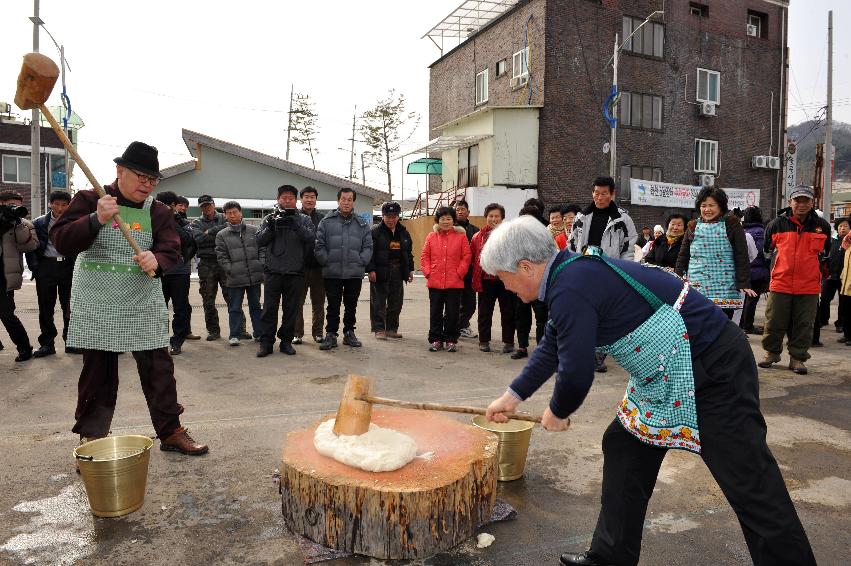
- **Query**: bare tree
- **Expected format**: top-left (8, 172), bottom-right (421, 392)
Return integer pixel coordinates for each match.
top-left (290, 93), bottom-right (320, 168)
top-left (360, 90), bottom-right (420, 199)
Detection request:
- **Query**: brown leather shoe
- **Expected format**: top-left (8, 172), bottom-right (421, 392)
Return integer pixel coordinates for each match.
top-left (160, 427), bottom-right (209, 455)
top-left (184, 333), bottom-right (201, 341)
top-left (375, 331), bottom-right (387, 340)
top-left (789, 358), bottom-right (808, 375)
top-left (385, 330), bottom-right (403, 339)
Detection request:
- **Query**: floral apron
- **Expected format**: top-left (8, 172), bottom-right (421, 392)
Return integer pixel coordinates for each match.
top-left (549, 249), bottom-right (701, 453)
top-left (687, 220), bottom-right (742, 309)
top-left (66, 196), bottom-right (169, 352)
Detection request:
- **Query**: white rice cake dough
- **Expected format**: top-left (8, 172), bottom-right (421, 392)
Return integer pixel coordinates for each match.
top-left (313, 419), bottom-right (418, 472)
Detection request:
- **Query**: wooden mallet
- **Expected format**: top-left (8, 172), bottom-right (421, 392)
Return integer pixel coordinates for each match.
top-left (333, 375), bottom-right (542, 436)
top-left (14, 52), bottom-right (155, 277)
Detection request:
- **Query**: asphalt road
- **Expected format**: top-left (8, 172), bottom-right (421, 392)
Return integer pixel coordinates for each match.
top-left (0, 278), bottom-right (848, 565)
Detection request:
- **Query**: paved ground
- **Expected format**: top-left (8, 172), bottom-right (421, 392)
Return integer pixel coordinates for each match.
top-left (0, 278), bottom-right (848, 565)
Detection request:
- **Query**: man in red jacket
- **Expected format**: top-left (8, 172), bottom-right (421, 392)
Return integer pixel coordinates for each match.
top-left (759, 186), bottom-right (831, 374)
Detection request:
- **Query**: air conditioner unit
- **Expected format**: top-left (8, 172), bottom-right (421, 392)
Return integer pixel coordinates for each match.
top-left (698, 174), bottom-right (715, 187)
top-left (752, 155), bottom-right (768, 169)
top-left (767, 156), bottom-right (781, 170)
top-left (0, 102), bottom-right (10, 114)
top-left (511, 75), bottom-right (529, 88)
top-left (746, 24), bottom-right (758, 37)
top-left (699, 102), bottom-right (717, 117)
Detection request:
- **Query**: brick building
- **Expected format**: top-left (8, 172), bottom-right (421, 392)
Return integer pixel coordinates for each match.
top-left (0, 116), bottom-right (68, 211)
top-left (425, 0), bottom-right (789, 228)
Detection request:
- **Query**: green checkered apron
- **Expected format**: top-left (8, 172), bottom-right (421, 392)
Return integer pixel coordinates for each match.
top-left (686, 220), bottom-right (742, 309)
top-left (66, 196), bottom-right (169, 352)
top-left (549, 249), bottom-right (701, 453)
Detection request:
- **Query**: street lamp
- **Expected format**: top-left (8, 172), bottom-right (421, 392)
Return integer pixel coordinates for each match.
top-left (606, 10), bottom-right (664, 180)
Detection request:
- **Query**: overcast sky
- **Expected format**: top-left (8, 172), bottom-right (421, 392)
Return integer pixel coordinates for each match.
top-left (1, 1), bottom-right (847, 198)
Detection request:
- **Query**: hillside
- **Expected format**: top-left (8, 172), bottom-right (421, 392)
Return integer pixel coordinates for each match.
top-left (787, 120), bottom-right (851, 184)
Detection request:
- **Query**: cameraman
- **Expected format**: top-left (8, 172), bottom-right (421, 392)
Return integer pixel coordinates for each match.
top-left (0, 190), bottom-right (38, 361)
top-left (255, 185), bottom-right (316, 357)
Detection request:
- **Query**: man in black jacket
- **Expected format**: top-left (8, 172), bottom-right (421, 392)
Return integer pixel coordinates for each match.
top-left (29, 190), bottom-right (79, 357)
top-left (452, 199), bottom-right (479, 338)
top-left (255, 185), bottom-right (316, 357)
top-left (367, 202), bottom-right (414, 339)
top-left (191, 195), bottom-right (232, 341)
top-left (293, 186), bottom-right (325, 344)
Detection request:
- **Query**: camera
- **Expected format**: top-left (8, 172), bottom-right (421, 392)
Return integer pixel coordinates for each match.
top-left (273, 206), bottom-right (297, 218)
top-left (0, 204), bottom-right (28, 231)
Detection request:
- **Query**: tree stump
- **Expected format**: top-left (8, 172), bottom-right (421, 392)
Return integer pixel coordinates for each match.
top-left (280, 408), bottom-right (498, 560)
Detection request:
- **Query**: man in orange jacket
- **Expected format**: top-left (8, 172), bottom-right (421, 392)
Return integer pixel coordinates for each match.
top-left (758, 186), bottom-right (831, 374)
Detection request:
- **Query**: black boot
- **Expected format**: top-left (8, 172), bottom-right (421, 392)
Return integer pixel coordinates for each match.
top-left (319, 333), bottom-right (338, 351)
top-left (560, 550), bottom-right (613, 566)
top-left (342, 330), bottom-right (362, 347)
top-left (256, 342), bottom-right (273, 358)
top-left (33, 345), bottom-right (56, 358)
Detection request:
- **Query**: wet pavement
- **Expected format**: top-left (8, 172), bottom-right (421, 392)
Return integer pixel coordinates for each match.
top-left (0, 279), bottom-right (848, 565)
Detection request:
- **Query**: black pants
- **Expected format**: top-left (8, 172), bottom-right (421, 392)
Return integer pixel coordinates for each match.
top-left (34, 258), bottom-right (73, 347)
top-left (458, 277), bottom-right (476, 330)
top-left (740, 280), bottom-right (770, 332)
top-left (162, 273), bottom-right (192, 348)
top-left (370, 267), bottom-right (404, 332)
top-left (428, 288), bottom-right (462, 343)
top-left (0, 289), bottom-right (31, 354)
top-left (477, 279), bottom-right (516, 345)
top-left (73, 348), bottom-right (183, 439)
top-left (839, 294), bottom-right (851, 340)
top-left (589, 322), bottom-right (815, 566)
top-left (515, 299), bottom-right (548, 349)
top-left (261, 273), bottom-right (304, 345)
top-left (324, 278), bottom-right (362, 334)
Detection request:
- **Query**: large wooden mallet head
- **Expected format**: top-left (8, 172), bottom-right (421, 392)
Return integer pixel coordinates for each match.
top-left (333, 375), bottom-right (374, 436)
top-left (14, 53), bottom-right (60, 111)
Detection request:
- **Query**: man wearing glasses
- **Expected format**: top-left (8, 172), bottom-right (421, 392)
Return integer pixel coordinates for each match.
top-left (51, 141), bottom-right (209, 457)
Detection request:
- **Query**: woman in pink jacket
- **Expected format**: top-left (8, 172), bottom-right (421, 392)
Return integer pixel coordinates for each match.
top-left (421, 206), bottom-right (472, 352)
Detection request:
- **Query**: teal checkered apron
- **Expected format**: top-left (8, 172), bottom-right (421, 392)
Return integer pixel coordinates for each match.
top-left (686, 220), bottom-right (742, 309)
top-left (66, 196), bottom-right (169, 352)
top-left (550, 250), bottom-right (701, 453)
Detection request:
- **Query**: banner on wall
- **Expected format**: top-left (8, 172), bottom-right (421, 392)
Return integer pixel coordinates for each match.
top-left (630, 179), bottom-right (760, 210)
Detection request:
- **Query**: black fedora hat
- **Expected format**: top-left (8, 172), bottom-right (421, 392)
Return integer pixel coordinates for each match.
top-left (114, 141), bottom-right (162, 178)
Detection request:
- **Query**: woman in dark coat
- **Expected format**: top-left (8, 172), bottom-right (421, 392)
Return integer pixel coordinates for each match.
top-left (644, 213), bottom-right (687, 269)
top-left (739, 206), bottom-right (769, 334)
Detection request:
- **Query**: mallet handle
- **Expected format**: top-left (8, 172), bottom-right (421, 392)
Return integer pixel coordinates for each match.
top-left (357, 395), bottom-right (543, 423)
top-left (37, 104), bottom-right (155, 277)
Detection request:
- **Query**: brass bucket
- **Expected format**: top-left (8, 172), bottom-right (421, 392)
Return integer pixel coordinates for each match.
top-left (472, 416), bottom-right (535, 481)
top-left (74, 435), bottom-right (154, 517)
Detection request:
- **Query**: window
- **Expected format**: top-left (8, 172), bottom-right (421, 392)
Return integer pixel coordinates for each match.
top-left (694, 139), bottom-right (718, 173)
top-left (747, 11), bottom-right (767, 38)
top-left (495, 59), bottom-right (507, 77)
top-left (2, 155), bottom-right (31, 184)
top-left (50, 154), bottom-right (67, 188)
top-left (619, 92), bottom-right (663, 130)
top-left (696, 68), bottom-right (720, 104)
top-left (621, 165), bottom-right (663, 183)
top-left (622, 16), bottom-right (664, 58)
top-left (475, 69), bottom-right (488, 105)
top-left (457, 144), bottom-right (479, 188)
top-left (689, 3), bottom-right (708, 17)
top-left (512, 47), bottom-right (529, 79)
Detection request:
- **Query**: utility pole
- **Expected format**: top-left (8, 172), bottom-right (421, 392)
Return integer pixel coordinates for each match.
top-left (29, 0), bottom-right (42, 217)
top-left (822, 10), bottom-right (833, 218)
top-left (60, 44), bottom-right (69, 194)
top-left (285, 84), bottom-right (293, 160)
top-left (360, 152), bottom-right (367, 187)
top-left (349, 107), bottom-right (357, 180)
top-left (609, 33), bottom-right (618, 179)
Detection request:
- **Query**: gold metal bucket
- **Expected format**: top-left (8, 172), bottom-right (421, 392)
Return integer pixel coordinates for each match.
top-left (472, 416), bottom-right (535, 481)
top-left (74, 435), bottom-right (154, 518)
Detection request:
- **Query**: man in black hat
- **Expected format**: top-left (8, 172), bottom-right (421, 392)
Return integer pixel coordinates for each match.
top-left (367, 201), bottom-right (413, 339)
top-left (51, 141), bottom-right (208, 456)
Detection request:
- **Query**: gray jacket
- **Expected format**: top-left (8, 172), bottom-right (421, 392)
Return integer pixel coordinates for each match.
top-left (314, 209), bottom-right (373, 279)
top-left (215, 222), bottom-right (264, 288)
top-left (1, 219), bottom-right (38, 291)
top-left (255, 210), bottom-right (316, 276)
top-left (191, 213), bottom-right (228, 260)
top-left (568, 203), bottom-right (637, 261)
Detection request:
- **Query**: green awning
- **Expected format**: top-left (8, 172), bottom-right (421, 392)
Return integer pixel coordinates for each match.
top-left (39, 106), bottom-right (85, 129)
top-left (407, 158), bottom-right (442, 175)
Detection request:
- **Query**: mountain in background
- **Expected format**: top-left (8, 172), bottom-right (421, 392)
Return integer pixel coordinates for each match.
top-left (787, 120), bottom-right (851, 185)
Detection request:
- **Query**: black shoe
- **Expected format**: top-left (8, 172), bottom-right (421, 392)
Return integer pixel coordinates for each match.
top-left (64, 346), bottom-right (83, 355)
top-left (342, 331), bottom-right (362, 347)
top-left (511, 348), bottom-right (528, 360)
top-left (279, 342), bottom-right (296, 355)
top-left (256, 343), bottom-right (273, 357)
top-left (313, 335), bottom-right (323, 343)
top-left (239, 332), bottom-right (253, 340)
top-left (170, 344), bottom-right (182, 356)
top-left (206, 333), bottom-right (220, 342)
top-left (33, 345), bottom-right (56, 358)
top-left (292, 336), bottom-right (303, 345)
top-left (0, 340), bottom-right (4, 351)
top-left (15, 349), bottom-right (33, 362)
top-left (560, 550), bottom-right (612, 566)
top-left (812, 341), bottom-right (824, 347)
top-left (319, 333), bottom-right (338, 351)
top-left (595, 363), bottom-right (608, 373)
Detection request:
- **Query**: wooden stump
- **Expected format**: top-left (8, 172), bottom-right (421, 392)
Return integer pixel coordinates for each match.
top-left (280, 408), bottom-right (498, 560)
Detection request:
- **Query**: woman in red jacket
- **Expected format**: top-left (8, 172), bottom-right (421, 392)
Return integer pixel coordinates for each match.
top-left (421, 206), bottom-right (472, 352)
top-left (471, 203), bottom-right (516, 353)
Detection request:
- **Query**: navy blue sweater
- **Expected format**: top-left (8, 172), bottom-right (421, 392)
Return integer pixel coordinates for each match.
top-left (510, 251), bottom-right (729, 419)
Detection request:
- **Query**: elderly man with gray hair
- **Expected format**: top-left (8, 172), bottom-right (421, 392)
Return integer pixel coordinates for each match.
top-left (482, 216), bottom-right (815, 566)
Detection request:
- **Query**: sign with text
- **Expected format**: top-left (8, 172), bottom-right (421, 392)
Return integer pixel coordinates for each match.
top-left (785, 141), bottom-right (797, 198)
top-left (630, 179), bottom-right (760, 210)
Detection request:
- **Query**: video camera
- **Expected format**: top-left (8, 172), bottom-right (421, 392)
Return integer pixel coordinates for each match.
top-left (0, 204), bottom-right (28, 231)
top-left (272, 206), bottom-right (298, 219)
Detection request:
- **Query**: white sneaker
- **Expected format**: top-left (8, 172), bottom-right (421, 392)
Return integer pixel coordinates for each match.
top-left (459, 326), bottom-right (477, 339)
top-left (229, 337), bottom-right (240, 346)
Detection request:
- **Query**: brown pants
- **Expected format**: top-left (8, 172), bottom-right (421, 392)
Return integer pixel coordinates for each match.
top-left (295, 266), bottom-right (325, 339)
top-left (73, 348), bottom-right (183, 439)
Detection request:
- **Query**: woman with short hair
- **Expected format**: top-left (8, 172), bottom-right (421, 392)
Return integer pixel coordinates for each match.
top-left (471, 203), bottom-right (515, 353)
top-left (644, 214), bottom-right (687, 269)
